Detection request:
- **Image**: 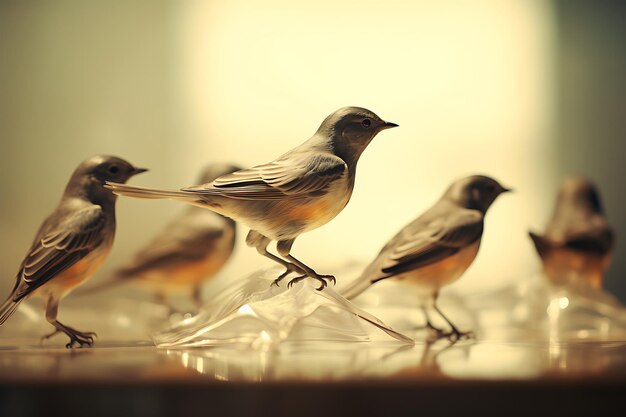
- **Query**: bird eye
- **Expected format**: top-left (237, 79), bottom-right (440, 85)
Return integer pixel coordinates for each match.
top-left (361, 119), bottom-right (371, 128)
top-left (108, 166), bottom-right (119, 174)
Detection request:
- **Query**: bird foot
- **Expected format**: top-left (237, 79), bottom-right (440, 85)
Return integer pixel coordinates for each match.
top-left (42, 327), bottom-right (97, 348)
top-left (417, 323), bottom-right (449, 342)
top-left (272, 264), bottom-right (302, 287)
top-left (286, 275), bottom-right (308, 289)
top-left (444, 329), bottom-right (474, 342)
top-left (287, 274), bottom-right (335, 291)
top-left (65, 330), bottom-right (97, 349)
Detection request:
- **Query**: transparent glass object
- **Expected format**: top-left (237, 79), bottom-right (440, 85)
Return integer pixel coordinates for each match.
top-left (467, 272), bottom-right (626, 342)
top-left (154, 267), bottom-right (414, 349)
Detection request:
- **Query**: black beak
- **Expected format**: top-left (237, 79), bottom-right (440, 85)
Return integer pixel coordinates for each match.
top-left (501, 186), bottom-right (513, 193)
top-left (131, 167), bottom-right (148, 176)
top-left (381, 121), bottom-right (399, 130)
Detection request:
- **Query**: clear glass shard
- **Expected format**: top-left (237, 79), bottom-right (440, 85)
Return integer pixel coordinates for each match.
top-left (153, 268), bottom-right (414, 348)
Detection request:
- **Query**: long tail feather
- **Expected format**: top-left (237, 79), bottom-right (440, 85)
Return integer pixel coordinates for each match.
top-left (105, 182), bottom-right (195, 201)
top-left (340, 276), bottom-right (375, 300)
top-left (0, 296), bottom-right (22, 325)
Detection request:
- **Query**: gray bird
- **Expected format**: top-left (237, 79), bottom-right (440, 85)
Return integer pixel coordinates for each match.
top-left (82, 163), bottom-right (240, 308)
top-left (341, 175), bottom-right (510, 340)
top-left (0, 155), bottom-right (147, 348)
top-left (105, 107), bottom-right (398, 290)
top-left (529, 177), bottom-right (614, 289)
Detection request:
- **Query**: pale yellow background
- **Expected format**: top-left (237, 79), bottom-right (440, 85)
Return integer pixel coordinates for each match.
top-left (0, 0), bottom-right (556, 299)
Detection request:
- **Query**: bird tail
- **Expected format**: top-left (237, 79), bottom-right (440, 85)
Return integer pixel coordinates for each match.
top-left (105, 182), bottom-right (197, 202)
top-left (340, 273), bottom-right (377, 300)
top-left (0, 295), bottom-right (22, 326)
top-left (529, 231), bottom-right (552, 259)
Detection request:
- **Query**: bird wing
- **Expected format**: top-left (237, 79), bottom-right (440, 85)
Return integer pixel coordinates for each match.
top-left (538, 217), bottom-right (615, 255)
top-left (117, 220), bottom-right (227, 277)
top-left (182, 153), bottom-right (347, 200)
top-left (14, 205), bottom-right (106, 299)
top-left (563, 224), bottom-right (615, 254)
top-left (378, 209), bottom-right (483, 277)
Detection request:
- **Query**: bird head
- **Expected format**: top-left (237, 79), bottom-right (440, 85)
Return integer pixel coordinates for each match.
top-left (67, 155), bottom-right (148, 203)
top-left (316, 106), bottom-right (398, 164)
top-left (446, 175), bottom-right (511, 213)
top-left (556, 177), bottom-right (604, 216)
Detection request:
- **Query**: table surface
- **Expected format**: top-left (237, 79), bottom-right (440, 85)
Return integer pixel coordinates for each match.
top-left (1, 338), bottom-right (626, 417)
top-left (1, 282), bottom-right (625, 417)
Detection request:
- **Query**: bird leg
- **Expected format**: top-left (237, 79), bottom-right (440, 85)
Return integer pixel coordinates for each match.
top-left (418, 307), bottom-right (448, 341)
top-left (277, 239), bottom-right (336, 291)
top-left (43, 296), bottom-right (96, 349)
top-left (433, 303), bottom-right (474, 341)
top-left (263, 252), bottom-right (307, 287)
top-left (192, 285), bottom-right (203, 309)
top-left (155, 292), bottom-right (184, 315)
top-left (246, 231), bottom-right (306, 286)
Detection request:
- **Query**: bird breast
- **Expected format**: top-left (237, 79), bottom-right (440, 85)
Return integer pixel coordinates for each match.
top-left (396, 240), bottom-right (481, 294)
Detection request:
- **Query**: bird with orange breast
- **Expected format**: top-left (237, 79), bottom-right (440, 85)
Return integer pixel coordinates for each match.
top-left (529, 177), bottom-right (614, 289)
top-left (0, 156), bottom-right (147, 348)
top-left (105, 107), bottom-right (398, 290)
top-left (341, 175), bottom-right (511, 340)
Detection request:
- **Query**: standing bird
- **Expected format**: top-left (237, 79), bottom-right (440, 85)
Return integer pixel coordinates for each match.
top-left (82, 163), bottom-right (240, 308)
top-left (0, 156), bottom-right (147, 348)
top-left (529, 177), bottom-right (614, 289)
top-left (106, 107), bottom-right (398, 290)
top-left (341, 176), bottom-right (510, 340)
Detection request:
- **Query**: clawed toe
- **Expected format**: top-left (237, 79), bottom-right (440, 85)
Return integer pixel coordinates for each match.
top-left (319, 274), bottom-right (336, 286)
top-left (285, 273), bottom-right (336, 291)
top-left (287, 275), bottom-right (307, 288)
top-left (446, 330), bottom-right (474, 342)
top-left (65, 332), bottom-right (96, 349)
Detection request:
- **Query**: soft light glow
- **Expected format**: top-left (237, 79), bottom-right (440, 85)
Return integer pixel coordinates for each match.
top-left (238, 304), bottom-right (255, 315)
top-left (174, 0), bottom-right (556, 292)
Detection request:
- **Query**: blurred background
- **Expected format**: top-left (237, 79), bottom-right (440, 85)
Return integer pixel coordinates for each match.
top-left (0, 0), bottom-right (624, 303)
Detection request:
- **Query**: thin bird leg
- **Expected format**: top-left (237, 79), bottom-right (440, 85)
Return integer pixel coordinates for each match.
top-left (192, 285), bottom-right (203, 309)
top-left (285, 255), bottom-right (336, 290)
top-left (433, 303), bottom-right (474, 341)
top-left (261, 251), bottom-right (306, 286)
top-left (419, 307), bottom-right (447, 339)
top-left (246, 231), bottom-right (306, 286)
top-left (276, 239), bottom-right (336, 291)
top-left (155, 291), bottom-right (182, 315)
top-left (43, 295), bottom-right (97, 349)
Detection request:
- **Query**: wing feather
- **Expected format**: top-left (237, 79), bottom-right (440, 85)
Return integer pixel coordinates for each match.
top-left (380, 210), bottom-right (483, 276)
top-left (182, 154), bottom-right (347, 200)
top-left (14, 205), bottom-right (106, 298)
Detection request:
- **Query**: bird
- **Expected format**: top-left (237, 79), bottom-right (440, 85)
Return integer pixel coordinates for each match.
top-left (105, 107), bottom-right (398, 290)
top-left (80, 163), bottom-right (240, 308)
top-left (529, 177), bottom-right (614, 289)
top-left (341, 175), bottom-right (511, 340)
top-left (0, 155), bottom-right (147, 348)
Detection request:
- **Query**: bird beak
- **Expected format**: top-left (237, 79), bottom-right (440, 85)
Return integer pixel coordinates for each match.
top-left (131, 167), bottom-right (149, 176)
top-left (501, 186), bottom-right (513, 193)
top-left (380, 121), bottom-right (399, 130)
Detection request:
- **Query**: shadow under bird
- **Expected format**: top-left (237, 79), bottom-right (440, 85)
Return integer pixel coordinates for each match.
top-left (529, 177), bottom-right (614, 289)
top-left (0, 156), bottom-right (147, 348)
top-left (341, 175), bottom-right (511, 340)
top-left (106, 107), bottom-right (398, 290)
top-left (81, 163), bottom-right (240, 308)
